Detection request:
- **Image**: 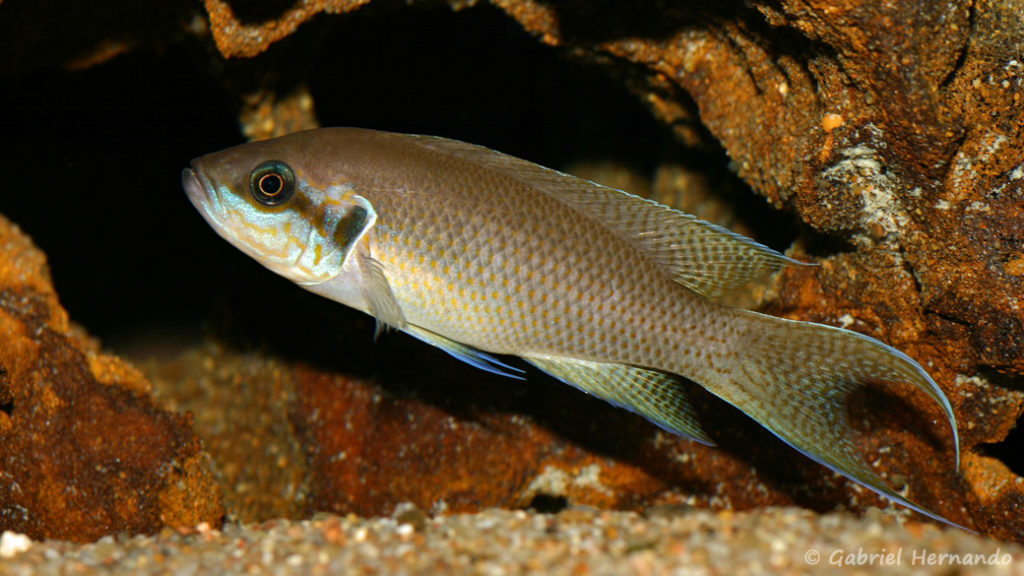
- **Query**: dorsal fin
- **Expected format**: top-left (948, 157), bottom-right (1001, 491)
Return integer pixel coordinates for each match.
top-left (413, 135), bottom-right (810, 300)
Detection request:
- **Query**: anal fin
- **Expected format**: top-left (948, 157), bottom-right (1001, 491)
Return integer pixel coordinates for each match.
top-left (523, 355), bottom-right (714, 445)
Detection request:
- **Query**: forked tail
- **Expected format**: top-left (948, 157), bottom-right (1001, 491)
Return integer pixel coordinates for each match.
top-left (705, 308), bottom-right (962, 526)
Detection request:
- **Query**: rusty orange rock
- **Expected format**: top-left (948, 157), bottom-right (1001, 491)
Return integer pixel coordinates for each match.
top-left (202, 0), bottom-right (372, 58)
top-left (0, 215), bottom-right (224, 542)
top-left (284, 355), bottom-right (971, 526)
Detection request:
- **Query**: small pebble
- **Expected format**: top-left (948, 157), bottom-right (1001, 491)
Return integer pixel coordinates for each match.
top-left (822, 113), bottom-right (845, 133)
top-left (391, 502), bottom-right (429, 532)
top-left (0, 531), bottom-right (32, 558)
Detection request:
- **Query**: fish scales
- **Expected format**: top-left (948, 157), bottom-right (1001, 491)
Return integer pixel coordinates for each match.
top-left (368, 155), bottom-right (722, 374)
top-left (262, 129), bottom-right (728, 376)
top-left (183, 127), bottom-right (964, 528)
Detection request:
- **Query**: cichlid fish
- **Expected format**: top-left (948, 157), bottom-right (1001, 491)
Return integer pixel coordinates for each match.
top-left (183, 127), bottom-right (960, 524)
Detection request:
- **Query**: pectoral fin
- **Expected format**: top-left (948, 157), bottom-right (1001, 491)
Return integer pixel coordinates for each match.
top-left (523, 355), bottom-right (714, 445)
top-left (356, 246), bottom-right (407, 336)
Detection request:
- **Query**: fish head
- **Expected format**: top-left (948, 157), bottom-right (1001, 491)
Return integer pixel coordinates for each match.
top-left (183, 135), bottom-right (375, 286)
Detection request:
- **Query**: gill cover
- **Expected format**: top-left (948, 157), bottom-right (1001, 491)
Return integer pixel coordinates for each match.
top-left (290, 183), bottom-right (377, 286)
top-left (184, 154), bottom-right (378, 287)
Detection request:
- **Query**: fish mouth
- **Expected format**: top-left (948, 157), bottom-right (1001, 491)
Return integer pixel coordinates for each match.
top-left (181, 166), bottom-right (205, 204)
top-left (182, 165), bottom-right (227, 230)
top-left (183, 163), bottom-right (322, 282)
top-left (182, 165), bottom-right (257, 260)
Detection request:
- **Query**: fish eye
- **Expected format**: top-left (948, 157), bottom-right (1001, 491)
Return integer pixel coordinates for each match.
top-left (249, 160), bottom-right (296, 206)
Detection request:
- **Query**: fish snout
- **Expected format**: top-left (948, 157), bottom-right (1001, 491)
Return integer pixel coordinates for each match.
top-left (182, 165), bottom-right (228, 231)
top-left (182, 167), bottom-right (207, 208)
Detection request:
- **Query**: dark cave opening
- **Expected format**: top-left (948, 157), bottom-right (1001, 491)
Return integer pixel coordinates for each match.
top-left (525, 494), bottom-right (570, 514)
top-left (0, 2), bottom-right (796, 358)
top-left (980, 418), bottom-right (1024, 478)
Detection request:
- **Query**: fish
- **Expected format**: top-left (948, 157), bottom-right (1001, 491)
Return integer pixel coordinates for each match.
top-left (182, 127), bottom-right (961, 525)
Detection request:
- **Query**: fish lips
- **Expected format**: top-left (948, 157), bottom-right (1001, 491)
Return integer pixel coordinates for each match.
top-left (182, 165), bottom-right (208, 212)
top-left (182, 164), bottom-right (227, 230)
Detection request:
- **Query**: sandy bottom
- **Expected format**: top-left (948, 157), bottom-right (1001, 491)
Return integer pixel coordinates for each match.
top-left (2, 506), bottom-right (1020, 575)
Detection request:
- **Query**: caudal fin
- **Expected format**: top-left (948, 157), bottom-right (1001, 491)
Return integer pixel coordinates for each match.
top-left (706, 309), bottom-right (962, 526)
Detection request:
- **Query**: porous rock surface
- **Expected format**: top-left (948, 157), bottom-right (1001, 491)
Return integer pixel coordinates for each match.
top-left (0, 216), bottom-right (225, 542)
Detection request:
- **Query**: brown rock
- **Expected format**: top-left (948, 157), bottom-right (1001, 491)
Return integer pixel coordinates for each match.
top-left (142, 346), bottom-right (313, 524)
top-left (0, 215), bottom-right (224, 542)
top-left (202, 0), bottom-right (372, 59)
top-left (282, 354), bottom-right (953, 523)
top-left (0, 0), bottom-right (195, 74)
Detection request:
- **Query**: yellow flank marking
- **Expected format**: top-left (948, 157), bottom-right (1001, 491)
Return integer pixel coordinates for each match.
top-left (313, 244), bottom-right (323, 266)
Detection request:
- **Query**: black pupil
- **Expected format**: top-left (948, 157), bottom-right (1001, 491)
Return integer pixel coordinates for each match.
top-left (259, 173), bottom-right (283, 196)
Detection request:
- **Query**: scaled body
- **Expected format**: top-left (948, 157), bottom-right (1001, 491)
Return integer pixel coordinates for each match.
top-left (184, 128), bottom-right (961, 525)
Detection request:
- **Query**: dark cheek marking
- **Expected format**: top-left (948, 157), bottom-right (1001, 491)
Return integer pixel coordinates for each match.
top-left (288, 167), bottom-right (360, 243)
top-left (334, 206), bottom-right (369, 258)
top-left (235, 166), bottom-right (363, 255)
top-left (291, 186), bottom-right (365, 253)
top-left (291, 168), bottom-right (368, 256)
top-left (288, 188), bottom-right (316, 218)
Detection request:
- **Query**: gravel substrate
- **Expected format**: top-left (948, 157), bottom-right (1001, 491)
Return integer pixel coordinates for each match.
top-left (1, 507), bottom-right (1020, 575)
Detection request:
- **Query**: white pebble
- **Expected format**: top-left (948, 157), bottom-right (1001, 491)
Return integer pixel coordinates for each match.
top-left (0, 531), bottom-right (32, 558)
